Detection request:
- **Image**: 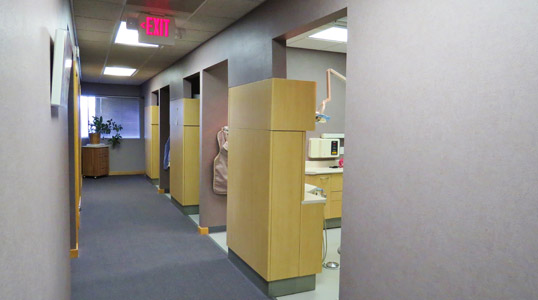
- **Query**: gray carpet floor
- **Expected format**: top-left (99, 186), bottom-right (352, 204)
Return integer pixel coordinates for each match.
top-left (71, 175), bottom-right (270, 300)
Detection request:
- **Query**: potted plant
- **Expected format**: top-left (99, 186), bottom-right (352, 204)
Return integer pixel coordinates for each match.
top-left (88, 116), bottom-right (123, 147)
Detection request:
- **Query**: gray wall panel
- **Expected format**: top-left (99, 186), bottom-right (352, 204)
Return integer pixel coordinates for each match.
top-left (340, 1), bottom-right (538, 299)
top-left (0, 0), bottom-right (74, 298)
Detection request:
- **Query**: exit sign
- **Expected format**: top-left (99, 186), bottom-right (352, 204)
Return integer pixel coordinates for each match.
top-left (137, 14), bottom-right (176, 46)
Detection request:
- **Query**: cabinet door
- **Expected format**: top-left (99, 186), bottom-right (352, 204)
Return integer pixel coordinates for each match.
top-left (183, 126), bottom-right (200, 206)
top-left (151, 125), bottom-right (160, 178)
top-left (331, 173), bottom-right (343, 191)
top-left (305, 175), bottom-right (331, 218)
top-left (329, 191), bottom-right (342, 218)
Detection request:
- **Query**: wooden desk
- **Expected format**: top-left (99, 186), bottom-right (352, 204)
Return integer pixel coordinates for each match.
top-left (82, 144), bottom-right (109, 178)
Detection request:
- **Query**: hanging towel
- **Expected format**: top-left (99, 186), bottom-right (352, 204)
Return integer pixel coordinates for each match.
top-left (163, 137), bottom-right (170, 170)
top-left (213, 126), bottom-right (228, 195)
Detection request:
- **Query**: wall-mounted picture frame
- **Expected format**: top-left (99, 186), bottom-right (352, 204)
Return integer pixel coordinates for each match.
top-left (51, 28), bottom-right (73, 107)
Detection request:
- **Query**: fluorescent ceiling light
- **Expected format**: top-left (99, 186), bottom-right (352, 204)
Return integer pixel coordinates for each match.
top-left (115, 21), bottom-right (159, 48)
top-left (104, 66), bottom-right (136, 76)
top-left (309, 27), bottom-right (348, 43)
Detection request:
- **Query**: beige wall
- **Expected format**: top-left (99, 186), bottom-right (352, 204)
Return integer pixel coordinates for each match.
top-left (0, 0), bottom-right (74, 298)
top-left (341, 1), bottom-right (538, 299)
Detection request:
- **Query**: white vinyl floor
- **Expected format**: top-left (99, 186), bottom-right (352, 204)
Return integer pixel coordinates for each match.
top-left (188, 214), bottom-right (341, 300)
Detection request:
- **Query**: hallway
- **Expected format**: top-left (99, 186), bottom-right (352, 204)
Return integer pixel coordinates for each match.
top-left (71, 176), bottom-right (270, 300)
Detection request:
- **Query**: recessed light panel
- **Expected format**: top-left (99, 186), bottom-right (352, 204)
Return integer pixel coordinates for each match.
top-left (115, 21), bottom-right (159, 48)
top-left (104, 67), bottom-right (136, 76)
top-left (309, 27), bottom-right (348, 43)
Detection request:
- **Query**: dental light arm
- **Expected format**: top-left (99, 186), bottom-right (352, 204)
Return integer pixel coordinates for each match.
top-left (316, 68), bottom-right (347, 123)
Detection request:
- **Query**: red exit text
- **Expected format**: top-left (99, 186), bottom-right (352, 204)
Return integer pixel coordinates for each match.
top-left (140, 16), bottom-right (171, 37)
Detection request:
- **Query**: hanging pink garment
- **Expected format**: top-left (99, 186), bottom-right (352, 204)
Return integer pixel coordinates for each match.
top-left (213, 126), bottom-right (229, 195)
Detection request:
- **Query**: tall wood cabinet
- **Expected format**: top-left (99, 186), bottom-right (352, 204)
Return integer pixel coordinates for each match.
top-left (227, 78), bottom-right (322, 285)
top-left (145, 105), bottom-right (159, 179)
top-left (170, 98), bottom-right (200, 207)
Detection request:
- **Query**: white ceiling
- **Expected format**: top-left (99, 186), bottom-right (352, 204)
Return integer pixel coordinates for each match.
top-left (287, 17), bottom-right (347, 54)
top-left (73, 0), bottom-right (266, 85)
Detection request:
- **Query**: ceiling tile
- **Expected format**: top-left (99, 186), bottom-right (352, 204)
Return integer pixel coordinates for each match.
top-left (107, 44), bottom-right (158, 68)
top-left (179, 29), bottom-right (216, 43)
top-left (182, 15), bottom-right (235, 32)
top-left (80, 74), bottom-right (101, 84)
top-left (80, 52), bottom-right (106, 65)
top-left (196, 0), bottom-right (264, 19)
top-left (77, 0), bottom-right (124, 4)
top-left (77, 29), bottom-right (113, 43)
top-left (74, 0), bottom-right (123, 20)
top-left (73, 0), bottom-right (267, 85)
top-left (286, 24), bottom-right (333, 45)
top-left (99, 75), bottom-right (145, 85)
top-left (80, 61), bottom-right (104, 78)
top-left (78, 40), bottom-right (110, 52)
top-left (324, 43), bottom-right (347, 53)
top-left (158, 41), bottom-right (200, 55)
top-left (75, 16), bottom-right (116, 33)
top-left (288, 38), bottom-right (339, 51)
top-left (126, 0), bottom-right (204, 13)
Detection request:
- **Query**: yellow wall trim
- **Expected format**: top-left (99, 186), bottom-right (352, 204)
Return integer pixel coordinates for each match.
top-left (70, 244), bottom-right (79, 259)
top-left (109, 170), bottom-right (145, 176)
top-left (198, 226), bottom-right (209, 235)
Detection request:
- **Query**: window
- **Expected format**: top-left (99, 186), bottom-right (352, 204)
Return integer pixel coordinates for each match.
top-left (80, 96), bottom-right (141, 139)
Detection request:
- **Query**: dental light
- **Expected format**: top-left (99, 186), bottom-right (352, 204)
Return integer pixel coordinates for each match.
top-left (316, 68), bottom-right (347, 123)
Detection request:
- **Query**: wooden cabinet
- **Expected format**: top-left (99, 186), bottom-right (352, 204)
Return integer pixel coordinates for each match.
top-left (82, 145), bottom-right (109, 177)
top-left (305, 173), bottom-right (343, 219)
top-left (145, 106), bottom-right (159, 179)
top-left (227, 78), bottom-right (321, 282)
top-left (170, 98), bottom-right (200, 207)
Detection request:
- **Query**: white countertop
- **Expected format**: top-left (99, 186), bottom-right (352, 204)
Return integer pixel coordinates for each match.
top-left (302, 183), bottom-right (326, 205)
top-left (305, 160), bottom-right (343, 175)
top-left (83, 143), bottom-right (109, 148)
top-left (305, 167), bottom-right (343, 175)
top-left (302, 192), bottom-right (326, 205)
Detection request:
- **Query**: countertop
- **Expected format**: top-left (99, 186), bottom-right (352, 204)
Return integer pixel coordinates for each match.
top-left (302, 192), bottom-right (326, 205)
top-left (302, 183), bottom-right (326, 205)
top-left (83, 143), bottom-right (110, 148)
top-left (305, 167), bottom-right (343, 175)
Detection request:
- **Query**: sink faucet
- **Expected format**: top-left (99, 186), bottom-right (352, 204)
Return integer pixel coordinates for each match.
top-left (313, 187), bottom-right (326, 198)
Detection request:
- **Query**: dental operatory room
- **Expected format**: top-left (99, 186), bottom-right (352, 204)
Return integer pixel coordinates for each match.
top-left (4, 0), bottom-right (538, 299)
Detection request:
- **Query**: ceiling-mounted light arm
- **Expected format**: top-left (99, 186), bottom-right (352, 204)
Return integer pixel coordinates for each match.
top-left (317, 68), bottom-right (347, 116)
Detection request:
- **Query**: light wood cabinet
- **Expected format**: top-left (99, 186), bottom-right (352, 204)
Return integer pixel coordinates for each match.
top-left (82, 145), bottom-right (109, 178)
top-left (170, 98), bottom-right (200, 207)
top-left (227, 78), bottom-right (322, 282)
top-left (305, 173), bottom-right (343, 219)
top-left (145, 106), bottom-right (159, 179)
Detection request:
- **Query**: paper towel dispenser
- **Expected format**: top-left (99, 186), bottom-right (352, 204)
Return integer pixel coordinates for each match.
top-left (308, 138), bottom-right (340, 158)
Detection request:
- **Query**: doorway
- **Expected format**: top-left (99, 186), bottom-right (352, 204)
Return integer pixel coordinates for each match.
top-left (198, 61), bottom-right (229, 236)
top-left (283, 14), bottom-right (347, 300)
top-left (159, 86), bottom-right (171, 192)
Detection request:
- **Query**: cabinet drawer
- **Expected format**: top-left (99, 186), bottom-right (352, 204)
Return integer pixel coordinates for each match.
top-left (330, 174), bottom-right (343, 191)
